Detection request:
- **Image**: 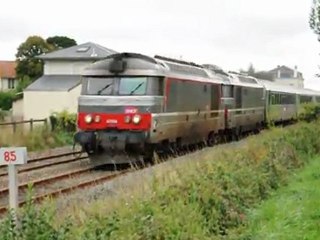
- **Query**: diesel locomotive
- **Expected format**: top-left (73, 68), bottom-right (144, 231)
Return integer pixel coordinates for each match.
top-left (73, 52), bottom-right (320, 164)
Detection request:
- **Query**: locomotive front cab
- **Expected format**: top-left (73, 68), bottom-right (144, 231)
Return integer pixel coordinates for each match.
top-left (74, 53), bottom-right (165, 157)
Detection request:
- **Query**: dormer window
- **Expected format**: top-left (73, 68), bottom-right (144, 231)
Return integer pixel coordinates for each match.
top-left (76, 47), bottom-right (90, 52)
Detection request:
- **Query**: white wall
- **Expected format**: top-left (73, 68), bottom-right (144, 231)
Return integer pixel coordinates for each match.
top-left (274, 78), bottom-right (304, 88)
top-left (0, 78), bottom-right (8, 91)
top-left (43, 60), bottom-right (94, 75)
top-left (0, 78), bottom-right (19, 91)
top-left (12, 98), bottom-right (24, 120)
top-left (23, 85), bottom-right (81, 121)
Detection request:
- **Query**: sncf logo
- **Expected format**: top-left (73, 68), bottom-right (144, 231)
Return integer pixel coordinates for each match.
top-left (125, 107), bottom-right (138, 114)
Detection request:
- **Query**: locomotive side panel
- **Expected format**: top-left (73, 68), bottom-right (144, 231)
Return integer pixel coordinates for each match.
top-left (149, 78), bottom-right (224, 145)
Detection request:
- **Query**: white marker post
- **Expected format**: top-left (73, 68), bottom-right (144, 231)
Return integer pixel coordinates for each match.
top-left (0, 147), bottom-right (27, 218)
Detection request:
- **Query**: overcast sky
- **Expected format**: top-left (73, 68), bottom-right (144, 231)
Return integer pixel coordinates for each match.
top-left (1, 0), bottom-right (320, 89)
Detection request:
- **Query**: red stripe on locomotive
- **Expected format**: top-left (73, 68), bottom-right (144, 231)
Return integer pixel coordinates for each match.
top-left (77, 112), bottom-right (152, 131)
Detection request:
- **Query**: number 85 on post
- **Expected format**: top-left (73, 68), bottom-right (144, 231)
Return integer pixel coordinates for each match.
top-left (0, 147), bottom-right (28, 165)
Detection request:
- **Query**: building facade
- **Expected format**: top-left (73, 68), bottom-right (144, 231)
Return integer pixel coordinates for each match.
top-left (21, 42), bottom-right (117, 120)
top-left (267, 65), bottom-right (304, 88)
top-left (0, 61), bottom-right (19, 91)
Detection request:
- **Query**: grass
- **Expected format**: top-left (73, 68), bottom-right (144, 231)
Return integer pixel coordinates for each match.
top-left (1, 120), bottom-right (320, 239)
top-left (235, 156), bottom-right (320, 240)
top-left (0, 124), bottom-right (74, 151)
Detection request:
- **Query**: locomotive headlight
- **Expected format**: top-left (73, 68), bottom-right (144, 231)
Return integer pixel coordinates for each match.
top-left (84, 114), bottom-right (93, 123)
top-left (124, 115), bottom-right (131, 123)
top-left (132, 114), bottom-right (141, 124)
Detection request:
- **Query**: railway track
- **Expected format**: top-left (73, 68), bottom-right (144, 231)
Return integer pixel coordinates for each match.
top-left (0, 150), bottom-right (86, 177)
top-left (0, 168), bottom-right (129, 215)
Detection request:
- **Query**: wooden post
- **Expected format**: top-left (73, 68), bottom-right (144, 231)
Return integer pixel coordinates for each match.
top-left (43, 118), bottom-right (48, 130)
top-left (30, 119), bottom-right (33, 131)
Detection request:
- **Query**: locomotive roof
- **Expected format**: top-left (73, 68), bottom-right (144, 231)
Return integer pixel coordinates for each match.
top-left (226, 73), bottom-right (265, 88)
top-left (82, 52), bottom-right (227, 85)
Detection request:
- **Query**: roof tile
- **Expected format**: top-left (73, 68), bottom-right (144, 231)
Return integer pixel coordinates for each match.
top-left (0, 61), bottom-right (16, 78)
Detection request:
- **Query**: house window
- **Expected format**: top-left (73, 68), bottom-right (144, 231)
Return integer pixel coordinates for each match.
top-left (8, 78), bottom-right (15, 89)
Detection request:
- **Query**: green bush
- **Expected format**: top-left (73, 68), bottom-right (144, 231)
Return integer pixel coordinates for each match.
top-left (298, 102), bottom-right (320, 122)
top-left (0, 186), bottom-right (71, 240)
top-left (0, 91), bottom-right (16, 110)
top-left (1, 120), bottom-right (320, 239)
top-left (49, 110), bottom-right (77, 132)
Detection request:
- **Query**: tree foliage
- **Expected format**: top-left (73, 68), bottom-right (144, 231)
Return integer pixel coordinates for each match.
top-left (46, 36), bottom-right (77, 49)
top-left (310, 0), bottom-right (320, 37)
top-left (309, 1), bottom-right (320, 77)
top-left (0, 91), bottom-right (16, 111)
top-left (14, 35), bottom-right (77, 90)
top-left (15, 35), bottom-right (54, 80)
top-left (240, 63), bottom-right (274, 81)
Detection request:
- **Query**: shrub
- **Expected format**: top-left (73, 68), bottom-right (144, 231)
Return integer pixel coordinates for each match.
top-left (0, 91), bottom-right (16, 110)
top-left (0, 124), bottom-right (74, 151)
top-left (49, 110), bottom-right (77, 132)
top-left (0, 186), bottom-right (72, 240)
top-left (298, 102), bottom-right (320, 122)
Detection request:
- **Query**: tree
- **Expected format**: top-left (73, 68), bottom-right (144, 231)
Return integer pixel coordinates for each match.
top-left (240, 63), bottom-right (274, 81)
top-left (247, 63), bottom-right (255, 76)
top-left (310, 0), bottom-right (320, 38)
top-left (15, 35), bottom-right (54, 80)
top-left (46, 36), bottom-right (77, 49)
top-left (309, 1), bottom-right (320, 77)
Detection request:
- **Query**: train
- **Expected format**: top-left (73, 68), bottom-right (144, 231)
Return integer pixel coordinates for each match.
top-left (73, 52), bottom-right (320, 164)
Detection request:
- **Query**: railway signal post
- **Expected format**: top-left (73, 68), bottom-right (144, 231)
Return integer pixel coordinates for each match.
top-left (0, 147), bottom-right (27, 223)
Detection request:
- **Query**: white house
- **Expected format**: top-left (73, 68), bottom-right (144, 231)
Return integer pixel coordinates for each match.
top-left (267, 65), bottom-right (304, 88)
top-left (22, 42), bottom-right (117, 121)
top-left (0, 61), bottom-right (19, 91)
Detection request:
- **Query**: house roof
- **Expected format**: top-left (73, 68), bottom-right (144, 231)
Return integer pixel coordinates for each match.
top-left (269, 65), bottom-right (298, 73)
top-left (268, 65), bottom-right (302, 76)
top-left (24, 75), bottom-right (81, 92)
top-left (37, 42), bottom-right (117, 61)
top-left (0, 61), bottom-right (16, 78)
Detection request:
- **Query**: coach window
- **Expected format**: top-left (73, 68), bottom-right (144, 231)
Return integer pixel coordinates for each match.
top-left (269, 94), bottom-right (275, 105)
top-left (300, 95), bottom-right (312, 103)
top-left (276, 94), bottom-right (280, 104)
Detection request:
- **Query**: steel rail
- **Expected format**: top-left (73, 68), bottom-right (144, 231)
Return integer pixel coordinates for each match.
top-left (0, 164), bottom-right (106, 197)
top-left (0, 169), bottom-right (129, 215)
top-left (0, 155), bottom-right (88, 177)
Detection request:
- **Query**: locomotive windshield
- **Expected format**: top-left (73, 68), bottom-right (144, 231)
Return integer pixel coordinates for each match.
top-left (83, 76), bottom-right (163, 96)
top-left (119, 77), bottom-right (147, 95)
top-left (86, 77), bottom-right (114, 95)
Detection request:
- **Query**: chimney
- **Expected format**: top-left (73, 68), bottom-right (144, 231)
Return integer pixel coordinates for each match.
top-left (277, 65), bottom-right (281, 78)
top-left (293, 65), bottom-right (298, 78)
